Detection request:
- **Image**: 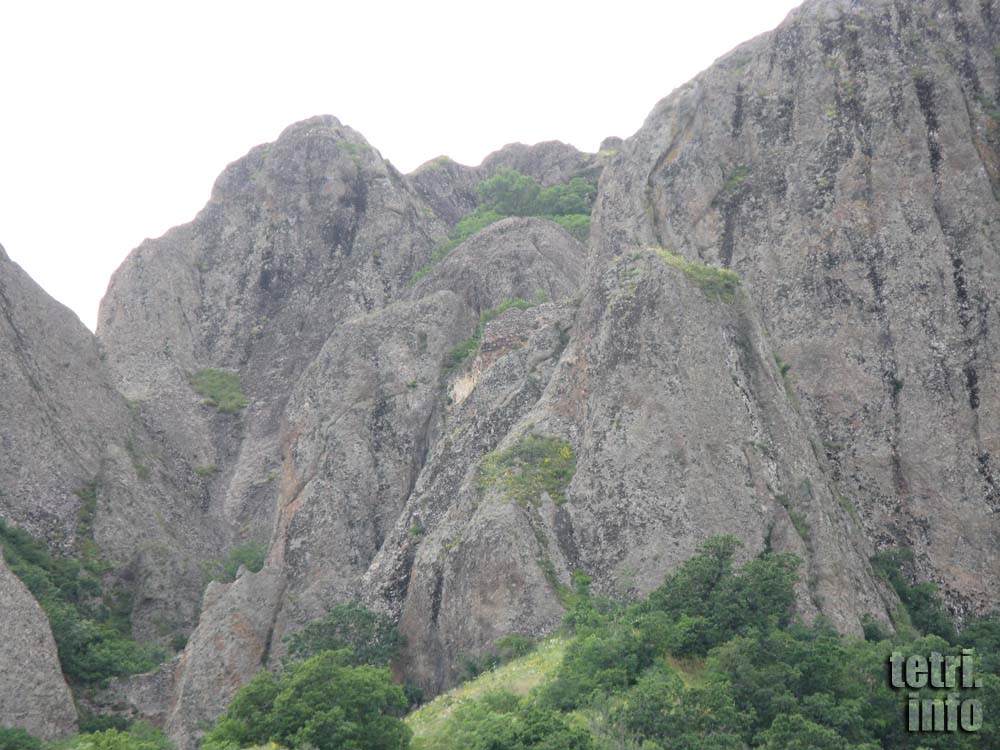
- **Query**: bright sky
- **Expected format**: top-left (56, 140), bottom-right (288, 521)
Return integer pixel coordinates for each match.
top-left (1, 0), bottom-right (800, 330)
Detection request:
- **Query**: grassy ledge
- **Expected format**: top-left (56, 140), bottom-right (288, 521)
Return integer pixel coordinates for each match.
top-left (653, 248), bottom-right (741, 303)
top-left (477, 433), bottom-right (577, 506)
top-left (407, 637), bottom-right (569, 747)
top-left (190, 368), bottom-right (248, 414)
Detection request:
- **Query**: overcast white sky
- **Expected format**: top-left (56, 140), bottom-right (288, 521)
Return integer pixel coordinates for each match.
top-left (1, 0), bottom-right (800, 330)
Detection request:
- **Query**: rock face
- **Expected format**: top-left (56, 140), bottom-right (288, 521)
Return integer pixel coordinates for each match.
top-left (592, 0), bottom-right (1000, 615)
top-left (5, 0), bottom-right (1000, 744)
top-left (0, 245), bottom-right (218, 642)
top-left (0, 552), bottom-right (77, 740)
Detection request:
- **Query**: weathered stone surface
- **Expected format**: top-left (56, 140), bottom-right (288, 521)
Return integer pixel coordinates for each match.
top-left (364, 300), bottom-right (581, 691)
top-left (592, 0), bottom-right (1000, 616)
top-left (0, 245), bottom-right (215, 643)
top-left (165, 567), bottom-right (286, 750)
top-left (410, 217), bottom-right (586, 312)
top-left (8, 0), bottom-right (1000, 742)
top-left (0, 244), bottom-right (119, 545)
top-left (0, 551), bottom-right (77, 739)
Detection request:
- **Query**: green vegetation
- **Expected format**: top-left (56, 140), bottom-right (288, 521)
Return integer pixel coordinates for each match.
top-left (190, 369), bottom-right (248, 414)
top-left (721, 164), bottom-right (751, 195)
top-left (870, 547), bottom-right (957, 641)
top-left (0, 726), bottom-right (42, 750)
top-left (0, 518), bottom-right (163, 685)
top-left (203, 650), bottom-right (411, 750)
top-left (445, 295), bottom-right (545, 374)
top-left (410, 209), bottom-right (507, 285)
top-left (409, 169), bottom-right (596, 284)
top-left (407, 638), bottom-right (569, 745)
top-left (654, 248), bottom-right (742, 302)
top-left (284, 602), bottom-right (403, 668)
top-left (182, 531), bottom-right (1000, 750)
top-left (65, 724), bottom-right (172, 750)
top-left (404, 535), bottom-right (1000, 750)
top-left (193, 464), bottom-right (218, 479)
top-left (202, 541), bottom-right (267, 584)
top-left (478, 434), bottom-right (577, 506)
top-left (412, 692), bottom-right (593, 750)
top-left (123, 438), bottom-right (150, 481)
top-left (457, 634), bottom-right (539, 682)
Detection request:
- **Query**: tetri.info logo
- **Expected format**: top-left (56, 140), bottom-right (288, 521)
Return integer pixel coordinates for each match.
top-left (889, 650), bottom-right (984, 732)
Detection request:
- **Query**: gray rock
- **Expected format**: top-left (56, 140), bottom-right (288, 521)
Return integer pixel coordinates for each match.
top-left (592, 0), bottom-right (1000, 616)
top-left (410, 217), bottom-right (586, 312)
top-left (0, 551), bottom-right (77, 740)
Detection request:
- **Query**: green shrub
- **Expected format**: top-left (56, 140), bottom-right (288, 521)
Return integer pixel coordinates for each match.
top-left (203, 650), bottom-right (411, 750)
top-left (720, 164), bottom-right (751, 196)
top-left (444, 296), bottom-right (544, 374)
top-left (541, 628), bottom-right (648, 710)
top-left (410, 208), bottom-right (507, 285)
top-left (478, 434), bottom-right (577, 506)
top-left (0, 518), bottom-right (163, 685)
top-left (190, 369), bottom-right (248, 414)
top-left (654, 248), bottom-right (742, 302)
top-left (535, 177), bottom-right (597, 216)
top-left (77, 712), bottom-right (133, 734)
top-left (202, 541), bottom-right (267, 584)
top-left (415, 692), bottom-right (593, 750)
top-left (284, 602), bottom-right (403, 667)
top-left (0, 726), bottom-right (42, 750)
top-left (409, 169), bottom-right (597, 284)
top-left (646, 536), bottom-right (799, 654)
top-left (67, 724), bottom-right (173, 750)
top-left (547, 214), bottom-right (590, 242)
top-left (457, 634), bottom-right (539, 681)
top-left (870, 547), bottom-right (956, 641)
top-left (478, 169), bottom-right (543, 216)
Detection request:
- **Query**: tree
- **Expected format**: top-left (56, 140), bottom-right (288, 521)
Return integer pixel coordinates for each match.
top-left (66, 725), bottom-right (172, 750)
top-left (203, 650), bottom-right (411, 750)
top-left (0, 727), bottom-right (42, 750)
top-left (477, 169), bottom-right (542, 216)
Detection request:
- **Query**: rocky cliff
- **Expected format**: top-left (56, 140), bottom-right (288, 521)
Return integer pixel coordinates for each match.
top-left (3, 0), bottom-right (1000, 744)
top-left (0, 551), bottom-right (77, 740)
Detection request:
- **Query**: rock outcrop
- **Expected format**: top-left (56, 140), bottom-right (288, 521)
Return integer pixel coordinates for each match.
top-left (0, 551), bottom-right (77, 740)
top-left (5, 0), bottom-right (1000, 744)
top-left (592, 0), bottom-right (1000, 615)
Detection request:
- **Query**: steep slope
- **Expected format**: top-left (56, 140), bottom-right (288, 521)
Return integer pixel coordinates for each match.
top-left (9, 0), bottom-right (1000, 740)
top-left (0, 552), bottom-right (77, 740)
top-left (0, 245), bottom-right (218, 643)
top-left (593, 0), bottom-right (1000, 615)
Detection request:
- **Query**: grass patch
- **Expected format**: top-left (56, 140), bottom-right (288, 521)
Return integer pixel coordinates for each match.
top-left (653, 248), bottom-right (741, 302)
top-left (547, 213), bottom-right (590, 242)
top-left (190, 368), bottom-right (248, 414)
top-left (407, 636), bottom-right (569, 744)
top-left (445, 294), bottom-right (545, 374)
top-left (124, 437), bottom-right (150, 481)
top-left (194, 464), bottom-right (218, 479)
top-left (721, 164), bottom-right (751, 195)
top-left (478, 434), bottom-right (577, 506)
top-left (201, 541), bottom-right (267, 583)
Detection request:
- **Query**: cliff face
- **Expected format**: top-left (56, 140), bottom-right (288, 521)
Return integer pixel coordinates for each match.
top-left (3, 0), bottom-right (1000, 744)
top-left (594, 0), bottom-right (1000, 615)
top-left (0, 245), bottom-right (217, 642)
top-left (0, 552), bottom-right (77, 740)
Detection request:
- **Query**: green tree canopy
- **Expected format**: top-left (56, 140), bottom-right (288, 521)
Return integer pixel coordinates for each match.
top-left (203, 650), bottom-right (411, 750)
